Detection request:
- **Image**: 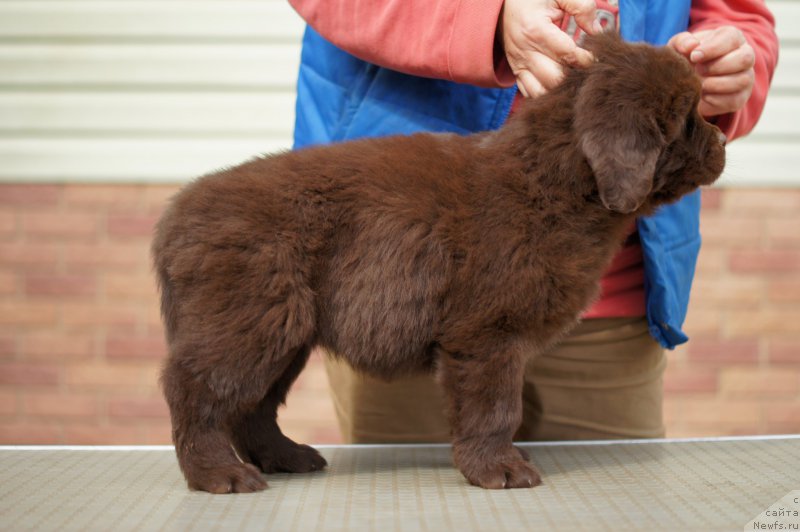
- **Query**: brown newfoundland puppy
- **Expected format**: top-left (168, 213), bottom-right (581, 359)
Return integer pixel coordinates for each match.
top-left (153, 32), bottom-right (725, 493)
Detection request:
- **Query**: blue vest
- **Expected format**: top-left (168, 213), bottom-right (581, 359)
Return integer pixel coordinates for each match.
top-left (293, 0), bottom-right (695, 349)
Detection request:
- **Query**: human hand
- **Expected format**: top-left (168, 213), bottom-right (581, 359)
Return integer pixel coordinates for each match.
top-left (499, 0), bottom-right (600, 98)
top-left (668, 26), bottom-right (756, 117)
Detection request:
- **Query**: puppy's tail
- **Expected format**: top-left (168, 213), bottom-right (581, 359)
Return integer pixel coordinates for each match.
top-left (151, 204), bottom-right (180, 345)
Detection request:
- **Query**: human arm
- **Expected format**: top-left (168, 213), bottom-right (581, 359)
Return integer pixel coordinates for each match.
top-left (288, 0), bottom-right (597, 92)
top-left (288, 0), bottom-right (509, 87)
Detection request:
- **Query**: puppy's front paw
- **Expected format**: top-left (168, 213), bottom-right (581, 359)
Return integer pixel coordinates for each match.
top-left (186, 463), bottom-right (268, 494)
top-left (458, 450), bottom-right (542, 489)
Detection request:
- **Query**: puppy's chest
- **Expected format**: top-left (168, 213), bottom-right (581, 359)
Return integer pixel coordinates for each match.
top-left (452, 236), bottom-right (605, 331)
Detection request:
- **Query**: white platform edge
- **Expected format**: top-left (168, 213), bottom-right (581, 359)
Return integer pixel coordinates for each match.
top-left (2, 434), bottom-right (798, 452)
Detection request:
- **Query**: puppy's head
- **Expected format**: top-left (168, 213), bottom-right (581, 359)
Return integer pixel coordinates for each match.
top-left (573, 32), bottom-right (726, 214)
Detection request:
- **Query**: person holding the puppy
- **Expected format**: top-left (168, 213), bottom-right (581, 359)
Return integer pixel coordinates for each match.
top-left (288, 0), bottom-right (778, 443)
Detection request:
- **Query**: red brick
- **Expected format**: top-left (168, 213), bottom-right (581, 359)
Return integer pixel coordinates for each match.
top-left (699, 214), bottom-right (762, 247)
top-left (723, 189), bottom-right (800, 215)
top-left (764, 403), bottom-right (800, 433)
top-left (106, 335), bottom-right (167, 360)
top-left (24, 393), bottom-right (98, 418)
top-left (687, 339), bottom-right (759, 365)
top-left (0, 210), bottom-right (17, 239)
top-left (0, 334), bottom-right (15, 358)
top-left (0, 422), bottom-right (62, 444)
top-left (291, 352), bottom-right (331, 393)
top-left (700, 188), bottom-right (722, 210)
top-left (107, 213), bottom-right (158, 238)
top-left (720, 368), bottom-right (799, 397)
top-left (109, 397), bottom-right (169, 419)
top-left (769, 341), bottom-right (800, 364)
top-left (729, 250), bottom-right (800, 273)
top-left (63, 243), bottom-right (144, 270)
top-left (306, 427), bottom-right (342, 445)
top-left (63, 184), bottom-right (143, 208)
top-left (0, 390), bottom-right (19, 416)
top-left (60, 303), bottom-right (138, 330)
top-left (0, 185), bottom-right (61, 206)
top-left (141, 423), bottom-right (173, 445)
top-left (25, 273), bottom-right (96, 298)
top-left (280, 395), bottom-right (337, 424)
top-left (681, 308), bottom-right (722, 337)
top-left (104, 273), bottom-right (157, 301)
top-left (63, 424), bottom-right (142, 445)
top-left (0, 362), bottom-right (59, 386)
top-left (146, 304), bottom-right (165, 332)
top-left (0, 301), bottom-right (58, 327)
top-left (64, 362), bottom-right (147, 391)
top-left (0, 270), bottom-right (17, 296)
top-left (766, 218), bottom-right (800, 248)
top-left (139, 364), bottom-right (164, 394)
top-left (23, 212), bottom-right (98, 240)
top-left (690, 277), bottom-right (762, 308)
top-left (680, 398), bottom-right (760, 430)
top-left (22, 333), bottom-right (95, 361)
top-left (694, 248), bottom-right (727, 275)
top-left (666, 426), bottom-right (725, 438)
top-left (727, 310), bottom-right (800, 337)
top-left (663, 367), bottom-right (719, 394)
top-left (666, 345), bottom-right (688, 366)
top-left (768, 280), bottom-right (800, 304)
top-left (143, 185), bottom-right (180, 211)
top-left (0, 243), bottom-right (59, 268)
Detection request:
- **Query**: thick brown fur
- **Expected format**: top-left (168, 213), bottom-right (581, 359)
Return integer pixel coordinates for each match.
top-left (152, 33), bottom-right (725, 493)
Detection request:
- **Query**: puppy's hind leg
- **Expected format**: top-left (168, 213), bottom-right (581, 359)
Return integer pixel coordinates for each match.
top-left (160, 244), bottom-right (318, 493)
top-left (162, 352), bottom-right (268, 494)
top-left (231, 346), bottom-right (327, 475)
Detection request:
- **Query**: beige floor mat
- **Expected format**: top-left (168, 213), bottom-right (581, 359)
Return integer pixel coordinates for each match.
top-left (1, 437), bottom-right (798, 531)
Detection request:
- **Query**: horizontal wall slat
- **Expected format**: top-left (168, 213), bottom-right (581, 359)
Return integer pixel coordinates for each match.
top-left (772, 1), bottom-right (800, 42)
top-left (770, 46), bottom-right (800, 92)
top-left (0, 1), bottom-right (797, 186)
top-left (0, 44), bottom-right (301, 89)
top-left (0, 138), bottom-right (290, 182)
top-left (0, 1), bottom-right (304, 41)
top-left (0, 92), bottom-right (296, 135)
top-left (0, 136), bottom-right (796, 186)
top-left (719, 140), bottom-right (800, 187)
top-left (1, 92), bottom-right (795, 139)
top-left (743, 94), bottom-right (800, 138)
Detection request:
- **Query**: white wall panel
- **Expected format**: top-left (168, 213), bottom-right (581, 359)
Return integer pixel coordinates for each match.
top-left (0, 138), bottom-right (288, 182)
top-left (0, 0), bottom-right (796, 185)
top-left (0, 1), bottom-right (304, 40)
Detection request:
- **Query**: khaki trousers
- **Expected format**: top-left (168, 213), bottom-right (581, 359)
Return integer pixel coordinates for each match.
top-left (324, 317), bottom-right (666, 443)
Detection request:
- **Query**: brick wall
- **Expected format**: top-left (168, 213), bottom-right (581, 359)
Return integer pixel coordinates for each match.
top-left (0, 184), bottom-right (798, 445)
top-left (666, 188), bottom-right (800, 437)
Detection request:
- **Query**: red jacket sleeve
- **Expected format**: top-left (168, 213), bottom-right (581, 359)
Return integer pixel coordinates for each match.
top-left (288, 0), bottom-right (512, 88)
top-left (688, 0), bottom-right (779, 140)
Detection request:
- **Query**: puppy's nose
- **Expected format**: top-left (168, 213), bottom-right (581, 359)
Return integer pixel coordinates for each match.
top-left (718, 132), bottom-right (727, 146)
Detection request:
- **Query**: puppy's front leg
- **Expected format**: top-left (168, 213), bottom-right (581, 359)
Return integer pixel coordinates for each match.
top-left (439, 346), bottom-right (541, 489)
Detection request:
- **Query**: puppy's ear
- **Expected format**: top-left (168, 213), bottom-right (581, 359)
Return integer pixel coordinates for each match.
top-left (573, 47), bottom-right (666, 213)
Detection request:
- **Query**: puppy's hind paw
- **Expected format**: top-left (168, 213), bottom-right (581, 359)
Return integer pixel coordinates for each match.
top-left (253, 441), bottom-right (328, 474)
top-left (187, 463), bottom-right (268, 494)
